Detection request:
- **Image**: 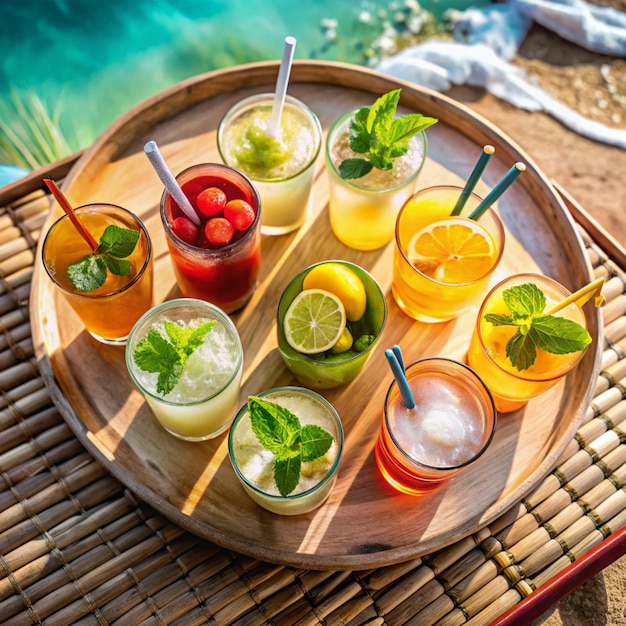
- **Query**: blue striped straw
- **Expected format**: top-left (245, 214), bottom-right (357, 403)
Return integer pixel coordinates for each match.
top-left (385, 349), bottom-right (415, 409)
top-left (451, 145), bottom-right (495, 216)
top-left (392, 344), bottom-right (405, 372)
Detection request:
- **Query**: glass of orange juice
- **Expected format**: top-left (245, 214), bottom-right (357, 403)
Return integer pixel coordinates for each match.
top-left (42, 203), bottom-right (153, 345)
top-left (392, 185), bottom-right (505, 322)
top-left (467, 273), bottom-right (592, 413)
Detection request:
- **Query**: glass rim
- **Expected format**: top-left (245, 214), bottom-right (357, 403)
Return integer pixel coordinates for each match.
top-left (41, 203), bottom-right (152, 299)
top-left (384, 357), bottom-right (497, 472)
top-left (474, 272), bottom-right (590, 383)
top-left (325, 108), bottom-right (428, 194)
top-left (395, 185), bottom-right (506, 287)
top-left (227, 386), bottom-right (344, 501)
top-left (276, 259), bottom-right (388, 367)
top-left (125, 297), bottom-right (243, 406)
top-left (216, 92), bottom-right (323, 183)
top-left (159, 162), bottom-right (261, 255)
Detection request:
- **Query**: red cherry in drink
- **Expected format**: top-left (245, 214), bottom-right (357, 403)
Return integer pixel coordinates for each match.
top-left (171, 216), bottom-right (199, 245)
top-left (224, 199), bottom-right (255, 231)
top-left (197, 186), bottom-right (227, 217)
top-left (205, 217), bottom-right (235, 246)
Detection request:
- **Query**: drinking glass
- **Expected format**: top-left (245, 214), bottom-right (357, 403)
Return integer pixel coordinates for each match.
top-left (325, 109), bottom-right (427, 250)
top-left (41, 203), bottom-right (153, 345)
top-left (126, 298), bottom-right (244, 440)
top-left (467, 273), bottom-right (590, 413)
top-left (392, 185), bottom-right (505, 322)
top-left (375, 357), bottom-right (496, 494)
top-left (217, 93), bottom-right (322, 235)
top-left (228, 386), bottom-right (344, 515)
top-left (160, 163), bottom-right (261, 314)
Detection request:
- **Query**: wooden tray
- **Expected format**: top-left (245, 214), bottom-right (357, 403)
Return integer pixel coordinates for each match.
top-left (30, 60), bottom-right (602, 571)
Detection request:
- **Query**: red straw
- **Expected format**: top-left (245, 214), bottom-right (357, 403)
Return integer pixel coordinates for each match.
top-left (44, 179), bottom-right (98, 252)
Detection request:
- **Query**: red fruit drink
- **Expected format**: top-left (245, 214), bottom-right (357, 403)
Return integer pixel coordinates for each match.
top-left (160, 163), bottom-right (262, 313)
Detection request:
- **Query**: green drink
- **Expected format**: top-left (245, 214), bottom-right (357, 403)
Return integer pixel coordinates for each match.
top-left (218, 93), bottom-right (322, 235)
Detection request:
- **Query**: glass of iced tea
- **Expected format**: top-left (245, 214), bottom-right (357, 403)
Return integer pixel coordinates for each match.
top-left (160, 163), bottom-right (261, 314)
top-left (217, 93), bottom-right (322, 235)
top-left (375, 357), bottom-right (497, 494)
top-left (126, 298), bottom-right (244, 440)
top-left (392, 185), bottom-right (505, 322)
top-left (41, 203), bottom-right (153, 345)
top-left (467, 274), bottom-right (592, 413)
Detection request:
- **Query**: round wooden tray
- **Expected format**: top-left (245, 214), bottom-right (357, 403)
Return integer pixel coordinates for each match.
top-left (31, 61), bottom-right (602, 571)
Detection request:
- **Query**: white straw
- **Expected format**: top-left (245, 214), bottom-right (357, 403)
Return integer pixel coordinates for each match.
top-left (268, 36), bottom-right (296, 137)
top-left (143, 140), bottom-right (200, 225)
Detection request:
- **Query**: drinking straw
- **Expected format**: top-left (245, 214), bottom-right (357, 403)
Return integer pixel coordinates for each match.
top-left (451, 145), bottom-right (495, 216)
top-left (385, 349), bottom-right (415, 409)
top-left (392, 344), bottom-right (406, 373)
top-left (546, 277), bottom-right (605, 315)
top-left (143, 140), bottom-right (200, 225)
top-left (43, 178), bottom-right (98, 251)
top-left (268, 36), bottom-right (297, 137)
top-left (467, 162), bottom-right (526, 221)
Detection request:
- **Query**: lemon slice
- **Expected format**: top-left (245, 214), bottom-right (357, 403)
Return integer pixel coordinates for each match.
top-left (283, 289), bottom-right (346, 354)
top-left (408, 217), bottom-right (497, 283)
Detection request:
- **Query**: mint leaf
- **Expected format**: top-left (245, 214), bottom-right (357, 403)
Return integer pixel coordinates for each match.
top-left (66, 224), bottom-right (141, 292)
top-left (133, 320), bottom-right (214, 395)
top-left (505, 330), bottom-right (537, 372)
top-left (503, 282), bottom-right (545, 319)
top-left (99, 225), bottom-right (140, 258)
top-left (67, 255), bottom-right (108, 291)
top-left (102, 254), bottom-right (131, 277)
top-left (339, 89), bottom-right (437, 179)
top-left (246, 395), bottom-right (335, 496)
top-left (338, 158), bottom-right (373, 179)
top-left (248, 397), bottom-right (301, 460)
top-left (528, 316), bottom-right (592, 354)
top-left (274, 457), bottom-right (301, 497)
top-left (300, 424), bottom-right (333, 462)
top-left (484, 282), bottom-right (591, 371)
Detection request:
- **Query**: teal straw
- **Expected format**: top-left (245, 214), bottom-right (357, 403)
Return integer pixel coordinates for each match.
top-left (385, 349), bottom-right (415, 409)
top-left (451, 145), bottom-right (495, 216)
top-left (468, 162), bottom-right (526, 221)
top-left (392, 344), bottom-right (405, 372)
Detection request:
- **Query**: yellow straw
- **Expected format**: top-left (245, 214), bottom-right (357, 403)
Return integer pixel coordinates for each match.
top-left (546, 277), bottom-right (605, 315)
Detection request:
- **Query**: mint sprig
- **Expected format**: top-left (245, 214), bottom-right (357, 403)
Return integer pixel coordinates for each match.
top-left (247, 396), bottom-right (333, 496)
top-left (133, 320), bottom-right (215, 395)
top-left (484, 283), bottom-right (591, 371)
top-left (339, 89), bottom-right (438, 180)
top-left (67, 224), bottom-right (141, 292)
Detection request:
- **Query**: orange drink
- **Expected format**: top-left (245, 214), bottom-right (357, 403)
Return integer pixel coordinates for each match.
top-left (392, 186), bottom-right (504, 322)
top-left (375, 358), bottom-right (496, 494)
top-left (467, 274), bottom-right (591, 413)
top-left (42, 204), bottom-right (153, 345)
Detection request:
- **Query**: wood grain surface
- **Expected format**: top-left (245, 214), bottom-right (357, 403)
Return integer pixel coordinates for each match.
top-left (30, 61), bottom-right (602, 570)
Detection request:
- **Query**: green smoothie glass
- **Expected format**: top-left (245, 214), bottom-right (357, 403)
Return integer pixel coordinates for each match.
top-left (217, 93), bottom-right (322, 235)
top-left (276, 260), bottom-right (387, 389)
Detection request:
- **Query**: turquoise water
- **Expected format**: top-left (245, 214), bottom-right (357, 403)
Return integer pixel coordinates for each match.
top-left (1, 0), bottom-right (481, 173)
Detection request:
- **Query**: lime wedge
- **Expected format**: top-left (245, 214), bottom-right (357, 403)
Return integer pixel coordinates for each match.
top-left (283, 289), bottom-right (346, 354)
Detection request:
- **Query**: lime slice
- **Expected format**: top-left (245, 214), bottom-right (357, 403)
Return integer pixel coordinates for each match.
top-left (283, 289), bottom-right (346, 354)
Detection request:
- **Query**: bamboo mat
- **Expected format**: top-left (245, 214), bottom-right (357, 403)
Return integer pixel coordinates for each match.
top-left (1, 169), bottom-right (625, 626)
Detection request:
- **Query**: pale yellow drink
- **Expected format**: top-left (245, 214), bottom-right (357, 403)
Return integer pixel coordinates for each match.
top-left (228, 387), bottom-right (343, 515)
top-left (393, 186), bottom-right (504, 322)
top-left (325, 110), bottom-right (427, 250)
top-left (467, 274), bottom-right (589, 413)
top-left (126, 299), bottom-right (243, 440)
top-left (218, 93), bottom-right (322, 235)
